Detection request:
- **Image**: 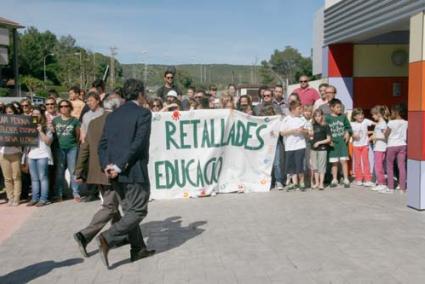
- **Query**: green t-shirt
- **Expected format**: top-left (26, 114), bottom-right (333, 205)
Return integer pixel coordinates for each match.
top-left (53, 116), bottom-right (80, 149)
top-left (325, 114), bottom-right (352, 143)
top-left (325, 114), bottom-right (352, 158)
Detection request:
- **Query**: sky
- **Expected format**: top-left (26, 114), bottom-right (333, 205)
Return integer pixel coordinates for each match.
top-left (2, 0), bottom-right (324, 65)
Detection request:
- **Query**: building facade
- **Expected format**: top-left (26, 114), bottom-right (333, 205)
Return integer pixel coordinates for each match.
top-left (313, 0), bottom-right (425, 210)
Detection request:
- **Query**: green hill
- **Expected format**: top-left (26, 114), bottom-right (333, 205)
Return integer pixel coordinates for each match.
top-left (122, 64), bottom-right (262, 90)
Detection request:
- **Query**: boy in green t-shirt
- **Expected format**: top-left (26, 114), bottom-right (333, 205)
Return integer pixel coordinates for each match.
top-left (325, 98), bottom-right (352, 188)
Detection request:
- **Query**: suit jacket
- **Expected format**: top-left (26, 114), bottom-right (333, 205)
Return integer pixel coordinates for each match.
top-left (98, 101), bottom-right (152, 185)
top-left (75, 112), bottom-right (110, 185)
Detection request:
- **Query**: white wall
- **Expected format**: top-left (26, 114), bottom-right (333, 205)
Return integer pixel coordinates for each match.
top-left (313, 7), bottom-right (325, 75)
top-left (325, 0), bottom-right (343, 9)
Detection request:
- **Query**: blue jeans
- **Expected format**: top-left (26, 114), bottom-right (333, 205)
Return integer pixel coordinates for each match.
top-left (56, 147), bottom-right (79, 197)
top-left (29, 158), bottom-right (49, 202)
top-left (273, 139), bottom-right (283, 184)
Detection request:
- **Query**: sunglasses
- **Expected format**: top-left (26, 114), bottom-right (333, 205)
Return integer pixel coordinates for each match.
top-left (299, 80), bottom-right (308, 83)
top-left (166, 76), bottom-right (174, 79)
top-left (59, 105), bottom-right (70, 109)
top-left (263, 95), bottom-right (272, 97)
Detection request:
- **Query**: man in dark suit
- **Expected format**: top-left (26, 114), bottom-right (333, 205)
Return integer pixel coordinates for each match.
top-left (97, 79), bottom-right (155, 268)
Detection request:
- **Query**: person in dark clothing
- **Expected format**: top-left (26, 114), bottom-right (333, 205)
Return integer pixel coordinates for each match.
top-left (97, 79), bottom-right (155, 268)
top-left (156, 70), bottom-right (182, 100)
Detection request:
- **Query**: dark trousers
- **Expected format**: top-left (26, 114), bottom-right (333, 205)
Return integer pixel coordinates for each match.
top-left (103, 182), bottom-right (149, 251)
top-left (80, 185), bottom-right (121, 244)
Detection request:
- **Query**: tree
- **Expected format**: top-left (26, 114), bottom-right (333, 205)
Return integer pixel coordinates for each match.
top-left (176, 69), bottom-right (193, 89)
top-left (261, 46), bottom-right (314, 85)
top-left (19, 27), bottom-right (57, 81)
top-left (22, 75), bottom-right (43, 95)
top-left (259, 60), bottom-right (275, 85)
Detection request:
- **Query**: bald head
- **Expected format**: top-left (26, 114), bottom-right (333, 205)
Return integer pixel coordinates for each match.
top-left (299, 75), bottom-right (309, 89)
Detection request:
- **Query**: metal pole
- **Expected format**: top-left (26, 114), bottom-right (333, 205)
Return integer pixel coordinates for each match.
top-left (43, 56), bottom-right (47, 90)
top-left (79, 52), bottom-right (82, 89)
top-left (12, 29), bottom-right (20, 96)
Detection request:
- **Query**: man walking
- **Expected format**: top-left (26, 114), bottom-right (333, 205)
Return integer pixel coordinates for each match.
top-left (97, 79), bottom-right (155, 268)
top-left (73, 96), bottom-right (123, 257)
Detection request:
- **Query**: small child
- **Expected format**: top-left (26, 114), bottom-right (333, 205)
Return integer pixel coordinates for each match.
top-left (370, 105), bottom-right (390, 192)
top-left (280, 100), bottom-right (308, 191)
top-left (325, 99), bottom-right (352, 188)
top-left (384, 104), bottom-right (408, 194)
top-left (309, 109), bottom-right (331, 190)
top-left (303, 105), bottom-right (313, 187)
top-left (350, 108), bottom-right (375, 187)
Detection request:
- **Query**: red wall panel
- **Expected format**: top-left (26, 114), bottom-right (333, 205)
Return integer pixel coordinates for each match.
top-left (328, 44), bottom-right (353, 77)
top-left (353, 77), bottom-right (408, 111)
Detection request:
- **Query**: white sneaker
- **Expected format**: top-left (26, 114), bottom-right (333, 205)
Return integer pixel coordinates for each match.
top-left (371, 184), bottom-right (384, 191)
top-left (379, 186), bottom-right (393, 194)
top-left (363, 181), bottom-right (375, 187)
top-left (275, 182), bottom-right (284, 191)
top-left (354, 181), bottom-right (363, 186)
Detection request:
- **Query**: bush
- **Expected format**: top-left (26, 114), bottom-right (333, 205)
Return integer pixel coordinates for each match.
top-left (0, 88), bottom-right (10, 97)
top-left (36, 90), bottom-right (48, 98)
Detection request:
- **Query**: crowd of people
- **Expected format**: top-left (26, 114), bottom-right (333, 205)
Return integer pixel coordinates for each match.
top-left (0, 70), bottom-right (408, 208)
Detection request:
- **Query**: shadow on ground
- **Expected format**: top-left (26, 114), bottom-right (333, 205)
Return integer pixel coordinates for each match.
top-left (0, 258), bottom-right (84, 284)
top-left (110, 216), bottom-right (206, 269)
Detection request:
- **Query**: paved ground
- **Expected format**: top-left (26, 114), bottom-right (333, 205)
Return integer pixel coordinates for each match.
top-left (0, 186), bottom-right (425, 283)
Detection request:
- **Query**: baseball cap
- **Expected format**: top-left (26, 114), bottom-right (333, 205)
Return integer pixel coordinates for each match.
top-left (166, 90), bottom-right (178, 98)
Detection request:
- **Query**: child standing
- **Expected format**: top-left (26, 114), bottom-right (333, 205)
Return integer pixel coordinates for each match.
top-left (309, 109), bottom-right (331, 190)
top-left (280, 100), bottom-right (308, 191)
top-left (370, 105), bottom-right (390, 192)
top-left (325, 99), bottom-right (352, 188)
top-left (385, 104), bottom-right (408, 194)
top-left (350, 108), bottom-right (375, 187)
top-left (303, 105), bottom-right (313, 187)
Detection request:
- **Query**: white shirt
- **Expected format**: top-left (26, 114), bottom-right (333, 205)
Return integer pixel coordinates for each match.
top-left (280, 115), bottom-right (307, 151)
top-left (373, 120), bottom-right (387, 152)
top-left (387, 119), bottom-right (408, 147)
top-left (313, 98), bottom-right (327, 111)
top-left (28, 131), bottom-right (54, 165)
top-left (351, 119), bottom-right (374, 147)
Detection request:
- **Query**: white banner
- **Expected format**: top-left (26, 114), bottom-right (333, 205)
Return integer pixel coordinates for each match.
top-left (149, 109), bottom-right (281, 199)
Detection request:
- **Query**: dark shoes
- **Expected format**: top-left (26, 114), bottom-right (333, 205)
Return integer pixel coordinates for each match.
top-left (97, 234), bottom-right (110, 269)
top-left (26, 200), bottom-right (38, 207)
top-left (74, 232), bottom-right (89, 258)
top-left (130, 248), bottom-right (156, 262)
top-left (36, 201), bottom-right (49, 207)
top-left (82, 195), bottom-right (100, 203)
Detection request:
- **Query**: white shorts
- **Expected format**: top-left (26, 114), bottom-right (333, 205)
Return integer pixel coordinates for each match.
top-left (329, 156), bottom-right (349, 163)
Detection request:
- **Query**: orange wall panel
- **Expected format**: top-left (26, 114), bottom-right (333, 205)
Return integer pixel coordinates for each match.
top-left (408, 61), bottom-right (425, 111)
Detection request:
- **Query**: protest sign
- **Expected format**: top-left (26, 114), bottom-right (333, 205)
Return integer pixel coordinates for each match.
top-left (0, 114), bottom-right (38, 147)
top-left (149, 109), bottom-right (281, 199)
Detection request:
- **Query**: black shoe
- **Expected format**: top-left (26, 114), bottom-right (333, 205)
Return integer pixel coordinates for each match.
top-left (73, 232), bottom-right (88, 258)
top-left (82, 195), bottom-right (100, 202)
top-left (116, 239), bottom-right (130, 248)
top-left (130, 248), bottom-right (156, 262)
top-left (97, 234), bottom-right (110, 269)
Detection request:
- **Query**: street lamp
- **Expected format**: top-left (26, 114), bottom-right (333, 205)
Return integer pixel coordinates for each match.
top-left (43, 53), bottom-right (54, 90)
top-left (75, 51), bottom-right (82, 89)
top-left (141, 50), bottom-right (148, 85)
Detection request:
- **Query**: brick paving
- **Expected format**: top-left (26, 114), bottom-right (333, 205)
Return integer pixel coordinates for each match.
top-left (1, 186), bottom-right (425, 283)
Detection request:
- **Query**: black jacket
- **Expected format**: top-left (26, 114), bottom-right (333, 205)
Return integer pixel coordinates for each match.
top-left (98, 101), bottom-right (152, 184)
